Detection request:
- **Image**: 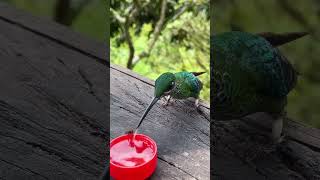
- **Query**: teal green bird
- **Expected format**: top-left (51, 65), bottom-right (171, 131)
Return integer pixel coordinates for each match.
top-left (212, 31), bottom-right (308, 143)
top-left (132, 71), bottom-right (205, 131)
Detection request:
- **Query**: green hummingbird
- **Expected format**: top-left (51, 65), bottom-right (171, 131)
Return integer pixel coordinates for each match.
top-left (212, 31), bottom-right (308, 143)
top-left (130, 71), bottom-right (205, 132)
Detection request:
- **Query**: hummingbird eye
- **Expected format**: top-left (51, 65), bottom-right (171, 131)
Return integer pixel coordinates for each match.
top-left (169, 81), bottom-right (175, 89)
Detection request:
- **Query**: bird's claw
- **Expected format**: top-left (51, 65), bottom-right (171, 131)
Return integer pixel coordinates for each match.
top-left (195, 99), bottom-right (201, 111)
top-left (161, 102), bottom-right (169, 107)
top-left (161, 96), bottom-right (174, 107)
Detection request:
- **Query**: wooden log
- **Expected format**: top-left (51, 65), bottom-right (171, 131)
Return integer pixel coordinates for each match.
top-left (0, 2), bottom-right (108, 179)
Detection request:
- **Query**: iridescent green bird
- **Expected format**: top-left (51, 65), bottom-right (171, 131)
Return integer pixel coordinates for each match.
top-left (212, 31), bottom-right (308, 143)
top-left (132, 71), bottom-right (205, 132)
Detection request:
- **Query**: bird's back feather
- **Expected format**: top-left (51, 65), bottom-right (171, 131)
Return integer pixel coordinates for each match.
top-left (171, 72), bottom-right (203, 99)
top-left (211, 31), bottom-right (298, 119)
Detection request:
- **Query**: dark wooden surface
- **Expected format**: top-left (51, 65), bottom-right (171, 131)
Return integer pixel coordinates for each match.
top-left (0, 2), bottom-right (108, 180)
top-left (212, 113), bottom-right (320, 180)
top-left (110, 64), bottom-right (210, 180)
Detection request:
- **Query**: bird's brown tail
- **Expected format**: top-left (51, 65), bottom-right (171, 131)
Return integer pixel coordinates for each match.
top-left (192, 72), bottom-right (206, 76)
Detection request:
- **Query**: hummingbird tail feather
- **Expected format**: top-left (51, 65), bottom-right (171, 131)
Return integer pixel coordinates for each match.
top-left (257, 32), bottom-right (309, 47)
top-left (192, 72), bottom-right (206, 76)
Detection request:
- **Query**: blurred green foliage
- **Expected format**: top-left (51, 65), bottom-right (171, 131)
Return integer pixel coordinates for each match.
top-left (214, 0), bottom-right (320, 128)
top-left (4, 0), bottom-right (107, 41)
top-left (111, 0), bottom-right (210, 101)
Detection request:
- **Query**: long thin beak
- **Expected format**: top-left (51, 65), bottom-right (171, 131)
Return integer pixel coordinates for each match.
top-left (135, 97), bottom-right (160, 130)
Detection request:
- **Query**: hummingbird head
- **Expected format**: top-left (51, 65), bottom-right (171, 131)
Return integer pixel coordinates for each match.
top-left (154, 72), bottom-right (175, 98)
top-left (133, 72), bottom-right (175, 130)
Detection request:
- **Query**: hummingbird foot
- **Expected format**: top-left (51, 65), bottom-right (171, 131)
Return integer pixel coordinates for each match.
top-left (161, 95), bottom-right (172, 107)
top-left (275, 134), bottom-right (285, 144)
top-left (195, 98), bottom-right (203, 113)
top-left (195, 99), bottom-right (200, 109)
top-left (270, 116), bottom-right (284, 144)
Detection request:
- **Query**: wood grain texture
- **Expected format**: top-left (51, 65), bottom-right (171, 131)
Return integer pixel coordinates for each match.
top-left (0, 3), bottom-right (109, 179)
top-left (0, 2), bottom-right (107, 66)
top-left (212, 113), bottom-right (320, 180)
top-left (110, 65), bottom-right (210, 180)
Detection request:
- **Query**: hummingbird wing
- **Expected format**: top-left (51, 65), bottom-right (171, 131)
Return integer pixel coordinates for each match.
top-left (173, 72), bottom-right (202, 99)
top-left (239, 33), bottom-right (298, 98)
top-left (212, 31), bottom-right (298, 120)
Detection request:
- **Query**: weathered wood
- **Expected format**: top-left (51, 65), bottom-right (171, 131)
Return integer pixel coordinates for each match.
top-left (0, 3), bottom-right (108, 180)
top-left (0, 2), bottom-right (107, 65)
top-left (212, 113), bottom-right (320, 180)
top-left (110, 64), bottom-right (210, 179)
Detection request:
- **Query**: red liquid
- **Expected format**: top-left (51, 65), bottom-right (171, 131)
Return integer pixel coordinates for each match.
top-left (110, 137), bottom-right (155, 167)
